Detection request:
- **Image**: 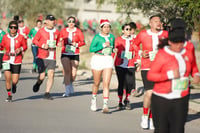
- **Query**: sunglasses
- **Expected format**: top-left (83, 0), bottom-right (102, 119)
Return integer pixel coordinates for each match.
top-left (68, 20), bottom-right (75, 23)
top-left (9, 26), bottom-right (18, 30)
top-left (125, 28), bottom-right (131, 31)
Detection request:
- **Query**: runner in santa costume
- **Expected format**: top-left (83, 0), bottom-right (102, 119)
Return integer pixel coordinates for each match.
top-left (0, 21), bottom-right (27, 102)
top-left (32, 15), bottom-right (60, 100)
top-left (0, 24), bottom-right (6, 77)
top-left (18, 19), bottom-right (30, 40)
top-left (28, 19), bottom-right (43, 73)
top-left (134, 15), bottom-right (168, 130)
top-left (59, 16), bottom-right (85, 97)
top-left (89, 19), bottom-right (115, 113)
top-left (114, 23), bottom-right (140, 110)
top-left (147, 23), bottom-right (200, 133)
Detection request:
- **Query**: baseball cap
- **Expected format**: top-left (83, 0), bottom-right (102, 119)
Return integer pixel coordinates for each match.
top-left (46, 15), bottom-right (56, 21)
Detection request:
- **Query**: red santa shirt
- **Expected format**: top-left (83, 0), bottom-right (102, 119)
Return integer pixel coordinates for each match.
top-left (33, 27), bottom-right (60, 60)
top-left (134, 29), bottom-right (168, 70)
top-left (147, 46), bottom-right (199, 99)
top-left (114, 36), bottom-right (139, 68)
top-left (59, 27), bottom-right (85, 55)
top-left (0, 33), bottom-right (27, 64)
top-left (18, 26), bottom-right (30, 39)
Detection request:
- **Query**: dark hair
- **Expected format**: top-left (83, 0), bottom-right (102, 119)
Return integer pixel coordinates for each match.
top-left (36, 19), bottom-right (42, 23)
top-left (122, 23), bottom-right (130, 30)
top-left (168, 29), bottom-right (185, 43)
top-left (100, 24), bottom-right (111, 29)
top-left (129, 22), bottom-right (136, 29)
top-left (67, 16), bottom-right (76, 22)
top-left (13, 15), bottom-right (19, 21)
top-left (9, 21), bottom-right (18, 30)
top-left (158, 38), bottom-right (169, 49)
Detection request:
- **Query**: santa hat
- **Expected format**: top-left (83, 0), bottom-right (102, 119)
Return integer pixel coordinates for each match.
top-left (100, 19), bottom-right (110, 27)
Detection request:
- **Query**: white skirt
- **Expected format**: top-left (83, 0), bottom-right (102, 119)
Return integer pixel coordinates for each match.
top-left (90, 54), bottom-right (114, 70)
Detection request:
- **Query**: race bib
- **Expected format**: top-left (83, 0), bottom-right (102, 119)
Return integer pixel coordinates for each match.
top-left (65, 45), bottom-right (76, 53)
top-left (121, 51), bottom-right (132, 60)
top-left (47, 40), bottom-right (56, 48)
top-left (149, 51), bottom-right (157, 61)
top-left (172, 77), bottom-right (189, 91)
top-left (2, 62), bottom-right (10, 70)
top-left (102, 47), bottom-right (112, 55)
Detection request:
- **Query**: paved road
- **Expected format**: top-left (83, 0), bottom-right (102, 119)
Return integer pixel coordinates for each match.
top-left (0, 70), bottom-right (200, 133)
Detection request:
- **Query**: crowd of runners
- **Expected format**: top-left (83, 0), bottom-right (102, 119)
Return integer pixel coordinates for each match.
top-left (0, 14), bottom-right (200, 133)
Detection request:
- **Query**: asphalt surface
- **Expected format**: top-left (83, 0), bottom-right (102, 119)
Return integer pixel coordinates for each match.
top-left (0, 68), bottom-right (200, 133)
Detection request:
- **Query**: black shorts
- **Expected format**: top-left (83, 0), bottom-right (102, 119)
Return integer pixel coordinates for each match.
top-left (141, 70), bottom-right (154, 90)
top-left (0, 53), bottom-right (3, 69)
top-left (61, 54), bottom-right (80, 61)
top-left (4, 63), bottom-right (21, 74)
top-left (36, 58), bottom-right (56, 73)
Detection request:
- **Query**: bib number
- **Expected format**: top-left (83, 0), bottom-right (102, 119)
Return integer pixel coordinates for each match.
top-left (65, 45), bottom-right (76, 53)
top-left (2, 62), bottom-right (10, 70)
top-left (149, 51), bottom-right (157, 61)
top-left (121, 51), bottom-right (132, 60)
top-left (47, 40), bottom-right (56, 48)
top-left (102, 47), bottom-right (112, 55)
top-left (172, 77), bottom-right (189, 91)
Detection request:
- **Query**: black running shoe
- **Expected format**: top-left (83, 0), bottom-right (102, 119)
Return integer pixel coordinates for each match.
top-left (5, 95), bottom-right (12, 102)
top-left (33, 83), bottom-right (40, 92)
top-left (118, 103), bottom-right (124, 110)
top-left (43, 93), bottom-right (53, 100)
top-left (12, 84), bottom-right (17, 94)
top-left (124, 100), bottom-right (131, 110)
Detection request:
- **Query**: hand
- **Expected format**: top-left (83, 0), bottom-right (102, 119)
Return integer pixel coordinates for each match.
top-left (43, 43), bottom-right (49, 49)
top-left (15, 48), bottom-right (21, 54)
top-left (104, 41), bottom-right (110, 47)
top-left (71, 42), bottom-right (77, 47)
top-left (141, 50), bottom-right (149, 58)
top-left (173, 69), bottom-right (180, 79)
top-left (193, 75), bottom-right (200, 84)
top-left (136, 63), bottom-right (141, 72)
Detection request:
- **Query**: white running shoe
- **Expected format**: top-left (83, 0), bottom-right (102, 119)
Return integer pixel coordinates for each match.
top-left (140, 115), bottom-right (149, 129)
top-left (149, 118), bottom-right (155, 130)
top-left (90, 100), bottom-right (97, 111)
top-left (69, 83), bottom-right (74, 94)
top-left (102, 104), bottom-right (109, 113)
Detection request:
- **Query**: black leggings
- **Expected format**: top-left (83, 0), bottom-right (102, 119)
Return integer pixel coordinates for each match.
top-left (115, 66), bottom-right (135, 96)
top-left (151, 94), bottom-right (189, 133)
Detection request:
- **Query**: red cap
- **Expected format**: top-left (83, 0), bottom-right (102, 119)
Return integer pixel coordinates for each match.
top-left (100, 19), bottom-right (110, 27)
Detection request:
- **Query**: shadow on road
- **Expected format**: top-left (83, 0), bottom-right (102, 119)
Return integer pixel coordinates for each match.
top-left (187, 112), bottom-right (200, 122)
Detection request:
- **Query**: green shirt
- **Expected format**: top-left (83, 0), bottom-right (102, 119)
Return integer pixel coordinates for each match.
top-left (90, 33), bottom-right (115, 55)
top-left (28, 27), bottom-right (39, 39)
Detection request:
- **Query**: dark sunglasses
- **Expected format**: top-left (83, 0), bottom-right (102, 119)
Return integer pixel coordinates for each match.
top-left (125, 28), bottom-right (131, 31)
top-left (9, 26), bottom-right (18, 29)
top-left (68, 20), bottom-right (75, 23)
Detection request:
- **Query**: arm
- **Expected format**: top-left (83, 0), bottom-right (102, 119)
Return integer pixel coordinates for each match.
top-left (89, 35), bottom-right (104, 53)
top-left (76, 29), bottom-right (85, 47)
top-left (147, 51), bottom-right (178, 82)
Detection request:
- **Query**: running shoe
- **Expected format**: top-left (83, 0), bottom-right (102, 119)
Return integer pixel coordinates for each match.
top-left (149, 118), bottom-right (155, 130)
top-left (124, 100), bottom-right (131, 110)
top-left (69, 83), bottom-right (74, 94)
top-left (102, 105), bottom-right (109, 113)
top-left (118, 103), bottom-right (124, 110)
top-left (90, 99), bottom-right (97, 111)
top-left (5, 95), bottom-right (12, 102)
top-left (33, 83), bottom-right (40, 92)
top-left (43, 93), bottom-right (53, 100)
top-left (141, 115), bottom-right (149, 129)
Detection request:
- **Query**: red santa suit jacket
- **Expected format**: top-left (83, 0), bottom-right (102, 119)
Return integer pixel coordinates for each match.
top-left (0, 33), bottom-right (27, 64)
top-left (134, 29), bottom-right (168, 70)
top-left (147, 46), bottom-right (199, 99)
top-left (114, 35), bottom-right (139, 68)
top-left (18, 26), bottom-right (30, 39)
top-left (33, 27), bottom-right (60, 60)
top-left (59, 27), bottom-right (85, 55)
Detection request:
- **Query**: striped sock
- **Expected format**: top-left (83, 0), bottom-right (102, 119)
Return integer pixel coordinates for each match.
top-left (118, 95), bottom-right (123, 103)
top-left (143, 107), bottom-right (149, 115)
top-left (7, 89), bottom-right (12, 96)
top-left (92, 93), bottom-right (97, 101)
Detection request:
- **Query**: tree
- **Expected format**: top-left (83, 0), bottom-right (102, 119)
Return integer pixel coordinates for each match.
top-left (3, 0), bottom-right (66, 27)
